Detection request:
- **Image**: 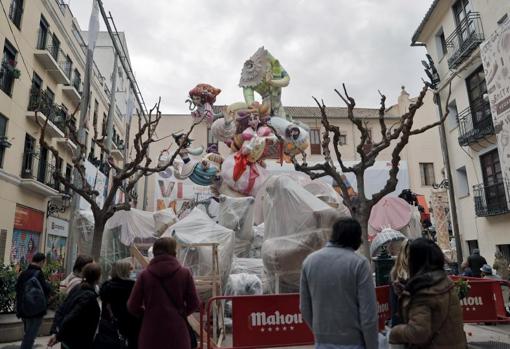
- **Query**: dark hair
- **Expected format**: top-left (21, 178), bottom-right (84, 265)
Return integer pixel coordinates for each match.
top-left (73, 254), bottom-right (94, 274)
top-left (330, 218), bottom-right (362, 250)
top-left (408, 238), bottom-right (445, 277)
top-left (81, 262), bottom-right (101, 285)
top-left (32, 252), bottom-right (46, 263)
top-left (153, 237), bottom-right (177, 257)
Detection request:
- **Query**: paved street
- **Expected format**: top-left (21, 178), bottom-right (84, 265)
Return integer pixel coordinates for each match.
top-left (2, 323), bottom-right (509, 349)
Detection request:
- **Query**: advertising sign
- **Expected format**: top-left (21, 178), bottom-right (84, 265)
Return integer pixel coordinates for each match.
top-left (46, 217), bottom-right (69, 265)
top-left (153, 167), bottom-right (212, 213)
top-left (480, 18), bottom-right (510, 181)
top-left (10, 206), bottom-right (44, 268)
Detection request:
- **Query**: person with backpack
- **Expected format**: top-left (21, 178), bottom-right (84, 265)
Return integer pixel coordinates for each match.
top-left (15, 252), bottom-right (51, 349)
top-left (47, 263), bottom-right (102, 349)
top-left (128, 237), bottom-right (200, 349)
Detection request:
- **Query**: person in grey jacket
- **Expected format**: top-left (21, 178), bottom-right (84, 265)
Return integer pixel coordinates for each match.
top-left (300, 218), bottom-right (378, 349)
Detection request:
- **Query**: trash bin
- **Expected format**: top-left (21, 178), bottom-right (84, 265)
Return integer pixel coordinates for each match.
top-left (373, 250), bottom-right (395, 286)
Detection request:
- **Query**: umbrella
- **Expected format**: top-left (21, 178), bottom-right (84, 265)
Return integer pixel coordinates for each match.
top-left (369, 196), bottom-right (412, 231)
top-left (370, 227), bottom-right (407, 257)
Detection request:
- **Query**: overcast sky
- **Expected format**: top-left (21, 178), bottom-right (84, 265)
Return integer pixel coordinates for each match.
top-left (69, 0), bottom-right (432, 114)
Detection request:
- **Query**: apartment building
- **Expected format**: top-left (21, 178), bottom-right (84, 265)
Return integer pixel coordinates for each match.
top-left (145, 87), bottom-right (444, 213)
top-left (412, 0), bottom-right (510, 264)
top-left (0, 0), bottom-right (132, 267)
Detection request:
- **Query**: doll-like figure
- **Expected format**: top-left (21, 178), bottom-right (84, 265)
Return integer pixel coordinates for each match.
top-left (186, 84), bottom-right (222, 125)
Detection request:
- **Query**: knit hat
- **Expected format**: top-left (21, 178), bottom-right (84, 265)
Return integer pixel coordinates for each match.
top-left (480, 264), bottom-right (493, 274)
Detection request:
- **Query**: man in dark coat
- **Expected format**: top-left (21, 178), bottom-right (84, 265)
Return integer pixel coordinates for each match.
top-left (128, 237), bottom-right (200, 349)
top-left (15, 252), bottom-right (51, 349)
top-left (467, 249), bottom-right (487, 277)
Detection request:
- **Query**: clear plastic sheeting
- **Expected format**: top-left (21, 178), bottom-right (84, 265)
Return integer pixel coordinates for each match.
top-left (162, 208), bottom-right (235, 298)
top-left (153, 208), bottom-right (178, 236)
top-left (250, 224), bottom-right (264, 258)
top-left (76, 210), bottom-right (95, 255)
top-left (224, 273), bottom-right (263, 296)
top-left (218, 195), bottom-right (255, 257)
top-left (262, 230), bottom-right (329, 293)
top-left (104, 208), bottom-right (156, 246)
top-left (262, 176), bottom-right (343, 240)
top-left (231, 257), bottom-right (267, 292)
top-left (303, 181), bottom-right (350, 216)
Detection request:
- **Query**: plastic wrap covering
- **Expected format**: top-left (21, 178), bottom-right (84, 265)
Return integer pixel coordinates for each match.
top-left (104, 209), bottom-right (156, 246)
top-left (303, 181), bottom-right (351, 216)
top-left (231, 257), bottom-right (267, 292)
top-left (153, 208), bottom-right (178, 236)
top-left (224, 273), bottom-right (263, 296)
top-left (161, 208), bottom-right (235, 299)
top-left (76, 210), bottom-right (95, 255)
top-left (250, 224), bottom-right (264, 258)
top-left (100, 226), bottom-right (131, 280)
top-left (262, 230), bottom-right (329, 293)
top-left (218, 195), bottom-right (255, 257)
top-left (262, 176), bottom-right (342, 240)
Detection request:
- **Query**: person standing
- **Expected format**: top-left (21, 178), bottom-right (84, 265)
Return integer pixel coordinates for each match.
top-left (15, 252), bottom-right (51, 349)
top-left (389, 238), bottom-right (467, 348)
top-left (389, 239), bottom-right (410, 328)
top-left (300, 218), bottom-right (378, 349)
top-left (467, 248), bottom-right (487, 277)
top-left (95, 261), bottom-right (141, 349)
top-left (493, 251), bottom-right (509, 280)
top-left (48, 263), bottom-right (101, 349)
top-left (59, 254), bottom-right (93, 295)
top-left (480, 264), bottom-right (501, 280)
top-left (128, 237), bottom-right (200, 349)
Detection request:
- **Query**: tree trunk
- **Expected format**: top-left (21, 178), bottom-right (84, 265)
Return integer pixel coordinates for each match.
top-left (90, 219), bottom-right (105, 261)
top-left (352, 209), bottom-right (371, 260)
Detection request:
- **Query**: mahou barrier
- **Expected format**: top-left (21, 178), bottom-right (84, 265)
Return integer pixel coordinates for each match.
top-left (202, 279), bottom-right (510, 349)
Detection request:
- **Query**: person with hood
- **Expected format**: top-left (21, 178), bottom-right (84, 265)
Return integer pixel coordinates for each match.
top-left (60, 254), bottom-right (93, 295)
top-left (48, 263), bottom-right (101, 349)
top-left (95, 261), bottom-right (141, 349)
top-left (467, 249), bottom-right (487, 277)
top-left (15, 252), bottom-right (51, 349)
top-left (128, 237), bottom-right (200, 349)
top-left (389, 238), bottom-right (467, 349)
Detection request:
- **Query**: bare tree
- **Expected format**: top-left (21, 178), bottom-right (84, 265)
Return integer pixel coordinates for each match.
top-left (293, 83), bottom-right (451, 258)
top-left (33, 94), bottom-right (200, 260)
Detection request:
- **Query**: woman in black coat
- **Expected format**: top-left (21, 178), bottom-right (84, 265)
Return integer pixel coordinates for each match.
top-left (95, 261), bottom-right (140, 349)
top-left (48, 263), bottom-right (101, 349)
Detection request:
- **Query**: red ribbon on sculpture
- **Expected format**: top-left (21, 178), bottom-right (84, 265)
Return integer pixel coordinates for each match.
top-left (233, 152), bottom-right (260, 194)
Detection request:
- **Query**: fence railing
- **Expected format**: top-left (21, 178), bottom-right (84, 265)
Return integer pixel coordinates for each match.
top-left (20, 151), bottom-right (58, 190)
top-left (28, 89), bottom-right (70, 134)
top-left (457, 100), bottom-right (494, 146)
top-left (446, 12), bottom-right (484, 69)
top-left (0, 60), bottom-right (15, 95)
top-left (473, 179), bottom-right (510, 217)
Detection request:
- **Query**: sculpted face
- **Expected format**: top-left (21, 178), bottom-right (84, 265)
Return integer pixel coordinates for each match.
top-left (192, 95), bottom-right (202, 106)
top-left (248, 112), bottom-right (260, 129)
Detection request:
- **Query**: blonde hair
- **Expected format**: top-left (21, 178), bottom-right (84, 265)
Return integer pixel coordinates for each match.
top-left (110, 261), bottom-right (132, 280)
top-left (391, 239), bottom-right (410, 281)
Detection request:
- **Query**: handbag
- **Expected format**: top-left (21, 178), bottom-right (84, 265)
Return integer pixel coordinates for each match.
top-left (93, 303), bottom-right (128, 349)
top-left (149, 269), bottom-right (198, 349)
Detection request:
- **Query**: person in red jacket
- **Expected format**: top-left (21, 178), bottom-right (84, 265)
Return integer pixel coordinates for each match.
top-left (128, 237), bottom-right (200, 349)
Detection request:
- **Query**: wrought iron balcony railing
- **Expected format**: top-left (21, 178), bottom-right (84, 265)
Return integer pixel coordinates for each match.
top-left (20, 151), bottom-right (58, 190)
top-left (28, 89), bottom-right (69, 134)
top-left (457, 100), bottom-right (494, 146)
top-left (0, 61), bottom-right (15, 95)
top-left (473, 179), bottom-right (510, 217)
top-left (72, 73), bottom-right (81, 93)
top-left (446, 12), bottom-right (484, 69)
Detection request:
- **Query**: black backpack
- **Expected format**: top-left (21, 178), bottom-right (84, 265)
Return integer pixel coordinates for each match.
top-left (21, 272), bottom-right (47, 317)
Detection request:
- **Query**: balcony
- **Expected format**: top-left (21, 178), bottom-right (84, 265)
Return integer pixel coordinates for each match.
top-left (111, 138), bottom-right (125, 160)
top-left (62, 73), bottom-right (81, 104)
top-left (457, 100), bottom-right (494, 147)
top-left (20, 152), bottom-right (59, 197)
top-left (446, 12), bottom-right (484, 70)
top-left (34, 44), bottom-right (70, 84)
top-left (473, 180), bottom-right (510, 217)
top-left (0, 60), bottom-right (18, 96)
top-left (26, 89), bottom-right (66, 138)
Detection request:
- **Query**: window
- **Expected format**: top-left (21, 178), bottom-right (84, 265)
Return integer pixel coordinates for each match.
top-left (447, 100), bottom-right (459, 129)
top-left (466, 240), bottom-right (479, 255)
top-left (480, 149), bottom-right (506, 210)
top-left (55, 156), bottom-right (63, 190)
top-left (1, 40), bottom-right (18, 96)
top-left (8, 0), bottom-right (24, 29)
top-left (310, 129), bottom-right (321, 155)
top-left (37, 146), bottom-right (48, 184)
top-left (466, 66), bottom-right (491, 127)
top-left (37, 16), bottom-right (49, 49)
top-left (419, 162), bottom-right (436, 186)
top-left (50, 34), bottom-right (60, 61)
top-left (21, 134), bottom-right (35, 177)
top-left (93, 99), bottom-right (99, 125)
top-left (207, 127), bottom-right (218, 149)
top-left (72, 69), bottom-right (81, 91)
top-left (497, 244), bottom-right (510, 263)
top-left (435, 28), bottom-right (448, 57)
top-left (456, 166), bottom-right (469, 197)
top-left (64, 55), bottom-right (72, 79)
top-left (65, 164), bottom-right (72, 194)
top-left (339, 133), bottom-right (347, 146)
top-left (453, 0), bottom-right (472, 27)
top-left (0, 114), bottom-right (7, 168)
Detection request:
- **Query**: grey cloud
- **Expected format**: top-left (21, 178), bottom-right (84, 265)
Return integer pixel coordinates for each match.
top-left (70, 0), bottom-right (431, 113)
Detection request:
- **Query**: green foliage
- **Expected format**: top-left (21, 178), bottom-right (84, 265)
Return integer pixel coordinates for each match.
top-left (455, 278), bottom-right (471, 300)
top-left (0, 264), bottom-right (17, 314)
